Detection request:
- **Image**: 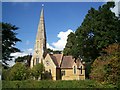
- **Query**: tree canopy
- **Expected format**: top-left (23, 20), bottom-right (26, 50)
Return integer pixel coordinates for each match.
top-left (2, 23), bottom-right (21, 65)
top-left (47, 48), bottom-right (62, 54)
top-left (63, 32), bottom-right (76, 55)
top-left (15, 55), bottom-right (32, 67)
top-left (63, 2), bottom-right (120, 62)
top-left (2, 62), bottom-right (30, 80)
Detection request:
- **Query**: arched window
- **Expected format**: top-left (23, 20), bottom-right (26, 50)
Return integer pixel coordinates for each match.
top-left (61, 70), bottom-right (65, 76)
top-left (36, 57), bottom-right (39, 64)
top-left (49, 69), bottom-right (51, 73)
top-left (74, 66), bottom-right (76, 74)
top-left (81, 66), bottom-right (82, 74)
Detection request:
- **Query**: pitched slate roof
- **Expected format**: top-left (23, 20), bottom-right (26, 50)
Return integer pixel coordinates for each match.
top-left (61, 56), bottom-right (74, 68)
top-left (49, 54), bottom-right (84, 69)
top-left (49, 54), bottom-right (63, 67)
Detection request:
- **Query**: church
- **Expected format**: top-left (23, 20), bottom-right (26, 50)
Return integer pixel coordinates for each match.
top-left (30, 6), bottom-right (85, 80)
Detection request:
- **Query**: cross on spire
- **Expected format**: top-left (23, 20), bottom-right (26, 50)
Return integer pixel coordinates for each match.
top-left (42, 4), bottom-right (44, 7)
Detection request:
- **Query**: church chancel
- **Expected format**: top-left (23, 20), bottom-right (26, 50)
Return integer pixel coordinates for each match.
top-left (30, 6), bottom-right (85, 80)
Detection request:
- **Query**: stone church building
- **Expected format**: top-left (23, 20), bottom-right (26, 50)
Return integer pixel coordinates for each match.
top-left (30, 7), bottom-right (85, 80)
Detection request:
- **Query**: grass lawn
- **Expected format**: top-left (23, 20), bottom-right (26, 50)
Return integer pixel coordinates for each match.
top-left (2, 79), bottom-right (117, 88)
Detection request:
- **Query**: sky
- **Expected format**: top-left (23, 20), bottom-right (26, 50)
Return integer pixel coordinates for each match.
top-left (2, 1), bottom-right (119, 66)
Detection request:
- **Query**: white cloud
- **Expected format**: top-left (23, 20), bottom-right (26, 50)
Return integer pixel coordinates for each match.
top-left (10, 48), bottom-right (33, 58)
top-left (51, 29), bottom-right (73, 50)
top-left (111, 1), bottom-right (120, 17)
top-left (11, 52), bottom-right (27, 58)
top-left (8, 48), bottom-right (33, 67)
top-left (27, 48), bottom-right (33, 51)
top-left (47, 43), bottom-right (55, 50)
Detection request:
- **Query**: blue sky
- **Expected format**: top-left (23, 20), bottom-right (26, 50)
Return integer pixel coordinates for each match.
top-left (3, 2), bottom-right (106, 58)
top-left (3, 2), bottom-right (105, 52)
top-left (2, 1), bottom-right (120, 66)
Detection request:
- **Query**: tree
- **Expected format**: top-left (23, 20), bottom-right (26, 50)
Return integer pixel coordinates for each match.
top-left (15, 55), bottom-right (32, 67)
top-left (2, 23), bottom-right (21, 65)
top-left (5, 62), bottom-right (30, 80)
top-left (63, 2), bottom-right (120, 79)
top-left (90, 43), bottom-right (120, 85)
top-left (64, 2), bottom-right (120, 62)
top-left (31, 63), bottom-right (44, 80)
top-left (47, 48), bottom-right (62, 54)
top-left (47, 48), bottom-right (53, 54)
top-left (63, 32), bottom-right (75, 56)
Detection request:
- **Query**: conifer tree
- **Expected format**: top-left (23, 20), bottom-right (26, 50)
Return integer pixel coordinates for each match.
top-left (2, 23), bottom-right (21, 65)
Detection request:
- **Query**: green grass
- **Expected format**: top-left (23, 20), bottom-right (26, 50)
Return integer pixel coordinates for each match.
top-left (2, 79), bottom-right (117, 88)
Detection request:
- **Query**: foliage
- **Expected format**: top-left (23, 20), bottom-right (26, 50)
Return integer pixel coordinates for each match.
top-left (2, 80), bottom-right (117, 88)
top-left (47, 48), bottom-right (62, 54)
top-left (63, 32), bottom-right (76, 55)
top-left (15, 55), bottom-right (32, 67)
top-left (3, 62), bottom-right (30, 81)
top-left (85, 62), bottom-right (92, 79)
top-left (42, 71), bottom-right (52, 80)
top-left (2, 67), bottom-right (9, 80)
top-left (90, 43), bottom-right (120, 84)
top-left (2, 22), bottom-right (21, 65)
top-left (31, 63), bottom-right (44, 80)
top-left (63, 2), bottom-right (120, 62)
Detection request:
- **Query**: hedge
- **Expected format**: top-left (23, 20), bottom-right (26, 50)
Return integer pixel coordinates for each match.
top-left (2, 79), bottom-right (117, 88)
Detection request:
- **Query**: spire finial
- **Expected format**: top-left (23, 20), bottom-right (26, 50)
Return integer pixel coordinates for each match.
top-left (42, 4), bottom-right (44, 7)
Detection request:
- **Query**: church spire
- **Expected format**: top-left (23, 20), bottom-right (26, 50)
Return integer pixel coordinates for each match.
top-left (30, 5), bottom-right (46, 68)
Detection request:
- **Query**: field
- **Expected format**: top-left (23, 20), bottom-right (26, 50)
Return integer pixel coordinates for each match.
top-left (2, 80), bottom-right (117, 89)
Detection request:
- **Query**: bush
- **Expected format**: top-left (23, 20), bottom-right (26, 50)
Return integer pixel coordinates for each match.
top-left (90, 43), bottom-right (120, 84)
top-left (31, 63), bottom-right (44, 80)
top-left (4, 62), bottom-right (30, 81)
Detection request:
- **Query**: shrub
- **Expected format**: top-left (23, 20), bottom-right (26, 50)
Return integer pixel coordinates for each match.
top-left (31, 63), bottom-right (44, 80)
top-left (90, 43), bottom-right (120, 84)
top-left (8, 62), bottom-right (30, 80)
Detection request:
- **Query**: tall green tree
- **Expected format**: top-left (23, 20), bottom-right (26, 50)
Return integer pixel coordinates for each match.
top-left (63, 32), bottom-right (75, 55)
top-left (31, 63), bottom-right (44, 80)
top-left (64, 2), bottom-right (120, 62)
top-left (2, 23), bottom-right (21, 65)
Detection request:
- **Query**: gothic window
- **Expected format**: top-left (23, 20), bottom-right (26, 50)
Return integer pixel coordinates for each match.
top-left (73, 66), bottom-right (76, 74)
top-left (36, 58), bottom-right (39, 64)
top-left (49, 69), bottom-right (51, 73)
top-left (36, 41), bottom-right (39, 50)
top-left (61, 71), bottom-right (65, 76)
top-left (81, 66), bottom-right (82, 74)
top-left (36, 50), bottom-right (38, 54)
top-left (46, 60), bottom-right (49, 66)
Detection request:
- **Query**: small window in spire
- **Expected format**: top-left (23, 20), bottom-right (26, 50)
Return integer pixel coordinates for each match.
top-left (36, 58), bottom-right (39, 64)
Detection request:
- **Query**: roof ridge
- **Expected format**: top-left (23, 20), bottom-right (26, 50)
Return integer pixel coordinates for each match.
top-left (59, 54), bottom-right (63, 67)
